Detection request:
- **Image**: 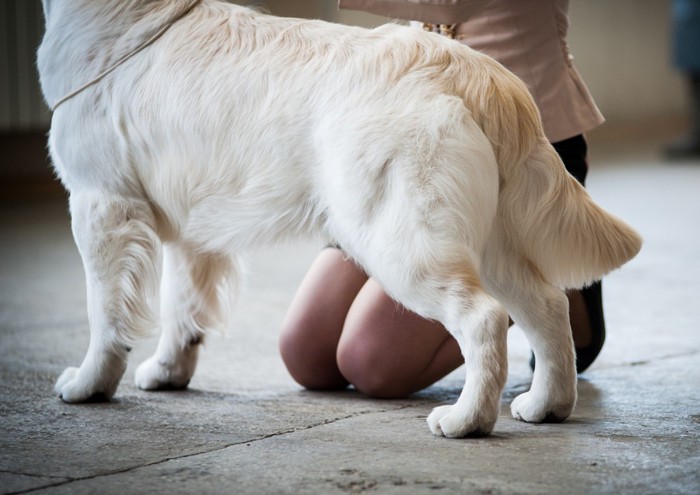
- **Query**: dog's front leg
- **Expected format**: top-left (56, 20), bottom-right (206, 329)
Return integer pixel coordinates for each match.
top-left (55, 192), bottom-right (161, 402)
top-left (135, 244), bottom-right (236, 391)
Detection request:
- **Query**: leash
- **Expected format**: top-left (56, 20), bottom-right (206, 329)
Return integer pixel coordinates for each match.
top-left (51, 0), bottom-right (203, 112)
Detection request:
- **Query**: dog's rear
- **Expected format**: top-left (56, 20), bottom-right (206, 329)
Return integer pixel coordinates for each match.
top-left (489, 136), bottom-right (642, 424)
top-left (445, 50), bottom-right (642, 425)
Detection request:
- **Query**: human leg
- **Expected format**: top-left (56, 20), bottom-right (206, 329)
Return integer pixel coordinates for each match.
top-left (280, 247), bottom-right (464, 396)
top-left (337, 278), bottom-right (463, 399)
top-left (279, 247), bottom-right (367, 391)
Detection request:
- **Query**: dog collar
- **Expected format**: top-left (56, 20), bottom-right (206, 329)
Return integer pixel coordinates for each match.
top-left (51, 0), bottom-right (202, 112)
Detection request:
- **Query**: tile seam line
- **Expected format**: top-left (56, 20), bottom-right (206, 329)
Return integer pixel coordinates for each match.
top-left (4, 404), bottom-right (421, 495)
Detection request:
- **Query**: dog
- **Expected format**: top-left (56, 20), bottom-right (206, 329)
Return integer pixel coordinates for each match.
top-left (38, 0), bottom-right (641, 438)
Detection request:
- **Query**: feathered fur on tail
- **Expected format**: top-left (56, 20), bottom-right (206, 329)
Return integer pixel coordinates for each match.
top-left (499, 139), bottom-right (642, 288)
top-left (452, 49), bottom-right (642, 288)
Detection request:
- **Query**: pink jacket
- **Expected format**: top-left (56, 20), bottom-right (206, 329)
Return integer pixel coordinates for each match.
top-left (338, 0), bottom-right (491, 24)
top-left (339, 0), bottom-right (604, 142)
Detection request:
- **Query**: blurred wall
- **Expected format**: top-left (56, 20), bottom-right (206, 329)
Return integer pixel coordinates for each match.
top-left (568, 0), bottom-right (685, 124)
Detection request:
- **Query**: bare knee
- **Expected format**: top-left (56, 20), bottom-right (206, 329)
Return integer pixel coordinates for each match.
top-left (336, 337), bottom-right (418, 399)
top-left (278, 317), bottom-right (349, 391)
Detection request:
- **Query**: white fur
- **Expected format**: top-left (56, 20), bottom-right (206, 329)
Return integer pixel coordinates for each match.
top-left (38, 0), bottom-right (641, 437)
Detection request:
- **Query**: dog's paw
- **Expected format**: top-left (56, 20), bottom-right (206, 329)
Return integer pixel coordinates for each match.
top-left (427, 404), bottom-right (494, 438)
top-left (134, 356), bottom-right (191, 391)
top-left (510, 391), bottom-right (574, 423)
top-left (55, 367), bottom-right (114, 402)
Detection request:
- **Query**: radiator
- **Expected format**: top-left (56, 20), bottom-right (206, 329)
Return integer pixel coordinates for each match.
top-left (0, 0), bottom-right (50, 132)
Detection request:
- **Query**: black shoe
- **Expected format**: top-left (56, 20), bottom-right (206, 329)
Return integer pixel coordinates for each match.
top-left (529, 282), bottom-right (606, 374)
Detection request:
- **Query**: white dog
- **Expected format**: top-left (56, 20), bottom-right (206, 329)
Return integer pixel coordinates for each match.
top-left (38, 0), bottom-right (641, 438)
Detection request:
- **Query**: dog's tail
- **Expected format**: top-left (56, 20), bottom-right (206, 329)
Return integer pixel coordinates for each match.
top-left (499, 139), bottom-right (642, 288)
top-left (454, 53), bottom-right (641, 287)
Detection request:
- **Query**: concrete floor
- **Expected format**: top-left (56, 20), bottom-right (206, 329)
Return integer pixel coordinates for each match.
top-left (1, 139), bottom-right (699, 494)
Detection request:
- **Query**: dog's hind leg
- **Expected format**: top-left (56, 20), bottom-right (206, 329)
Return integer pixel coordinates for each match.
top-left (327, 100), bottom-right (510, 436)
top-left (336, 187), bottom-right (509, 436)
top-left (55, 192), bottom-right (161, 402)
top-left (481, 235), bottom-right (577, 423)
top-left (508, 290), bottom-right (577, 423)
top-left (424, 285), bottom-right (509, 438)
top-left (357, 246), bottom-right (509, 438)
top-left (135, 243), bottom-right (236, 391)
